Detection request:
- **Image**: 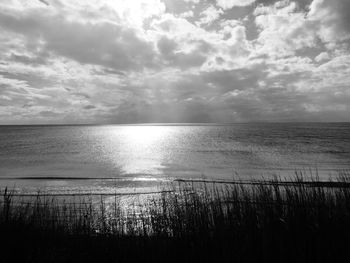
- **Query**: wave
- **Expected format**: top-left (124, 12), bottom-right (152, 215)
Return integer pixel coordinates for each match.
top-left (0, 176), bottom-right (128, 180)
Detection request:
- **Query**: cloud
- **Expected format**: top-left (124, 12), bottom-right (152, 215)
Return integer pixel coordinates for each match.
top-left (314, 51), bottom-right (329, 62)
top-left (38, 0), bottom-right (49, 6)
top-left (0, 8), bottom-right (158, 72)
top-left (253, 1), bottom-right (317, 58)
top-left (184, 0), bottom-right (200, 3)
top-left (308, 0), bottom-right (350, 44)
top-left (216, 0), bottom-right (256, 10)
top-left (197, 5), bottom-right (223, 26)
top-left (83, 105), bottom-right (96, 110)
top-left (179, 10), bottom-right (194, 18)
top-left (0, 0), bottom-right (350, 124)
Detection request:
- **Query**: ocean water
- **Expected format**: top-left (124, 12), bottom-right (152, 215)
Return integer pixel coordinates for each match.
top-left (0, 123), bottom-right (350, 194)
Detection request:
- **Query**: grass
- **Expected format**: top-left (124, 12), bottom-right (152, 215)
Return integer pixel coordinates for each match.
top-left (1, 171), bottom-right (350, 262)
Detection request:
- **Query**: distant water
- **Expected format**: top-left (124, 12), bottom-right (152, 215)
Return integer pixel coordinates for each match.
top-left (1, 123), bottom-right (350, 194)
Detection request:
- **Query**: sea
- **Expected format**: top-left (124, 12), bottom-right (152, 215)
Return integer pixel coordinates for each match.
top-left (0, 123), bottom-right (350, 195)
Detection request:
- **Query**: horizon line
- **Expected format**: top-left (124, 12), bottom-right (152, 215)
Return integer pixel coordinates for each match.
top-left (1, 121), bottom-right (350, 126)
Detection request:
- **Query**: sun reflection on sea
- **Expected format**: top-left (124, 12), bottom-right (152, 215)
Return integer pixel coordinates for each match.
top-left (103, 125), bottom-right (175, 176)
top-left (120, 125), bottom-right (169, 145)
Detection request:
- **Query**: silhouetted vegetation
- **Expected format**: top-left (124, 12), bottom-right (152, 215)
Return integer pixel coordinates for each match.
top-left (1, 172), bottom-right (350, 262)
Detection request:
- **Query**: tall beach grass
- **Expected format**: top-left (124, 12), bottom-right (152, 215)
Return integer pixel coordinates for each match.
top-left (1, 171), bottom-right (350, 262)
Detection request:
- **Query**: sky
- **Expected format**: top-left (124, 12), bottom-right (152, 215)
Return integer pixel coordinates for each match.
top-left (0, 0), bottom-right (349, 124)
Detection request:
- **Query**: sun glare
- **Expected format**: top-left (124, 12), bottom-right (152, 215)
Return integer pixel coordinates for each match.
top-left (121, 125), bottom-right (169, 145)
top-left (105, 125), bottom-right (173, 174)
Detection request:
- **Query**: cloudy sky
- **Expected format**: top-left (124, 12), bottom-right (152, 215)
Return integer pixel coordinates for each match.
top-left (0, 0), bottom-right (349, 124)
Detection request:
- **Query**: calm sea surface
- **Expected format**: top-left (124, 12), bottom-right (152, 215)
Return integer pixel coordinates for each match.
top-left (0, 123), bottom-right (350, 194)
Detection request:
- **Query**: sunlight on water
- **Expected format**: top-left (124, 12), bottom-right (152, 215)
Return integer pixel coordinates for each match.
top-left (118, 126), bottom-right (170, 145)
top-left (103, 126), bottom-right (175, 175)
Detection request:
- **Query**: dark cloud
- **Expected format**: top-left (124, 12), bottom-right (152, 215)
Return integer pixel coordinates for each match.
top-left (38, 0), bottom-right (49, 6)
top-left (72, 93), bottom-right (91, 99)
top-left (322, 0), bottom-right (350, 33)
top-left (158, 36), bottom-right (178, 56)
top-left (0, 70), bottom-right (56, 90)
top-left (9, 53), bottom-right (49, 66)
top-left (83, 105), bottom-right (95, 110)
top-left (0, 10), bottom-right (158, 72)
top-left (202, 67), bottom-right (266, 93)
top-left (94, 68), bottom-right (126, 76)
top-left (157, 37), bottom-right (210, 68)
top-left (39, 110), bottom-right (60, 117)
top-left (254, 0), bottom-right (313, 10)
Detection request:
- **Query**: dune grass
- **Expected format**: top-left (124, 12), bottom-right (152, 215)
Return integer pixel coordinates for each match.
top-left (1, 172), bottom-right (350, 262)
